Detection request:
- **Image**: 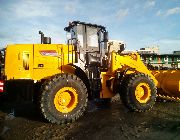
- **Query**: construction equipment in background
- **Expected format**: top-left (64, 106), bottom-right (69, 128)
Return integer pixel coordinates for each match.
top-left (0, 21), bottom-right (179, 124)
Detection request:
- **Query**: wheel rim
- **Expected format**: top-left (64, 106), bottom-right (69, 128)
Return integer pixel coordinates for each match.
top-left (135, 83), bottom-right (151, 103)
top-left (54, 87), bottom-right (78, 113)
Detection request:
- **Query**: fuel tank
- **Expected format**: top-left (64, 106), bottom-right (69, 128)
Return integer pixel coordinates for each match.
top-left (152, 70), bottom-right (180, 98)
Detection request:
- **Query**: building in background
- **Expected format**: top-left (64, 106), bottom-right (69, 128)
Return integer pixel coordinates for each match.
top-left (173, 51), bottom-right (180, 55)
top-left (137, 46), bottom-right (159, 54)
top-left (139, 50), bottom-right (180, 69)
top-left (134, 46), bottom-right (180, 69)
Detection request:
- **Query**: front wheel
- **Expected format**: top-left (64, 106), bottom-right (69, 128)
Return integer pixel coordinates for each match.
top-left (120, 73), bottom-right (157, 112)
top-left (40, 73), bottom-right (88, 124)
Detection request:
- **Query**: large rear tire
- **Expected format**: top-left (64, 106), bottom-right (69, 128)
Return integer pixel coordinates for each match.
top-left (40, 73), bottom-right (88, 124)
top-left (120, 73), bottom-right (157, 112)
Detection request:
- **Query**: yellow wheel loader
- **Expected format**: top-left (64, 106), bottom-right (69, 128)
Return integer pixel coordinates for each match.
top-left (0, 21), bottom-right (179, 124)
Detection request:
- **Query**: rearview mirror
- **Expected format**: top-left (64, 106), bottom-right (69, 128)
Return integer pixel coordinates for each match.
top-left (119, 44), bottom-right (125, 53)
top-left (103, 31), bottom-right (109, 42)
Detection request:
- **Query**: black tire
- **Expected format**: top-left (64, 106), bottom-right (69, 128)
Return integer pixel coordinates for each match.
top-left (40, 73), bottom-right (88, 124)
top-left (120, 73), bottom-right (157, 112)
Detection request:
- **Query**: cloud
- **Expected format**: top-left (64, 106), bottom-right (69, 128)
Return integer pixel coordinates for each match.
top-left (64, 3), bottom-right (74, 13)
top-left (0, 0), bottom-right (179, 54)
top-left (13, 0), bottom-right (54, 18)
top-left (159, 39), bottom-right (180, 45)
top-left (156, 10), bottom-right (163, 16)
top-left (144, 0), bottom-right (155, 8)
top-left (0, 0), bottom-right (55, 19)
top-left (139, 37), bottom-right (180, 53)
top-left (165, 7), bottom-right (180, 16)
top-left (156, 7), bottom-right (180, 17)
top-left (158, 39), bottom-right (180, 53)
top-left (116, 8), bottom-right (129, 21)
top-left (0, 23), bottom-right (66, 48)
top-left (64, 2), bottom-right (77, 13)
top-left (0, 0), bottom-right (81, 20)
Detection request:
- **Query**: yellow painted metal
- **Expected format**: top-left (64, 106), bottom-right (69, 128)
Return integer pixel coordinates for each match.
top-left (109, 51), bottom-right (179, 100)
top-left (135, 83), bottom-right (151, 103)
top-left (110, 51), bottom-right (158, 86)
top-left (100, 51), bottom-right (159, 99)
top-left (5, 44), bottom-right (75, 80)
top-left (54, 87), bottom-right (78, 113)
top-left (152, 70), bottom-right (180, 98)
top-left (5, 42), bottom-right (179, 101)
top-left (100, 72), bottom-right (115, 98)
top-left (5, 44), bottom-right (33, 80)
top-left (33, 44), bottom-right (60, 69)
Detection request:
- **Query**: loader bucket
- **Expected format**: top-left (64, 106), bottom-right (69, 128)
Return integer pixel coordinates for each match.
top-left (152, 70), bottom-right (180, 99)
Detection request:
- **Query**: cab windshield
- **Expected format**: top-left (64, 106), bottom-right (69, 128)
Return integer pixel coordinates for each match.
top-left (67, 24), bottom-right (104, 51)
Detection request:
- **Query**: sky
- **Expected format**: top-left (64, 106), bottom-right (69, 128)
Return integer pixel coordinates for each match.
top-left (0, 0), bottom-right (180, 54)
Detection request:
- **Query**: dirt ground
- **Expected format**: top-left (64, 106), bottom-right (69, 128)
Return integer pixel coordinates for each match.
top-left (0, 99), bottom-right (180, 140)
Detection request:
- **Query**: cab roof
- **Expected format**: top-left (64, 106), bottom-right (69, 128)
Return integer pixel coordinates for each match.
top-left (64, 21), bottom-right (106, 32)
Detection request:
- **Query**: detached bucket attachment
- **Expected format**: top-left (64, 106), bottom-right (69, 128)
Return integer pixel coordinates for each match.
top-left (153, 70), bottom-right (180, 100)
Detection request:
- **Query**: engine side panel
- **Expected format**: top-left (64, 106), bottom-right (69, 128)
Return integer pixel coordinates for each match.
top-left (5, 44), bottom-right (34, 80)
top-left (5, 44), bottom-right (75, 80)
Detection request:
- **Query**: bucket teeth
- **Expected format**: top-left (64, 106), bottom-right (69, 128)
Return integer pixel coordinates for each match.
top-left (157, 94), bottom-right (180, 102)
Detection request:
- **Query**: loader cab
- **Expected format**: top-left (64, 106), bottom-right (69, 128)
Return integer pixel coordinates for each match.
top-left (64, 21), bottom-right (108, 68)
top-left (65, 21), bottom-right (109, 98)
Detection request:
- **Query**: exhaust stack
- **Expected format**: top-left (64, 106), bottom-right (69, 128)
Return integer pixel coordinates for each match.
top-left (39, 31), bottom-right (51, 44)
